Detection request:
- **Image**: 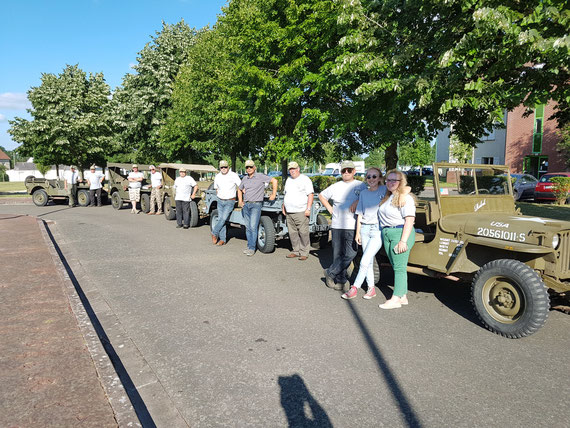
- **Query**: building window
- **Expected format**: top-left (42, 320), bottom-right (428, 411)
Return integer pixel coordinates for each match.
top-left (481, 157), bottom-right (494, 164)
top-left (533, 105), bottom-right (544, 153)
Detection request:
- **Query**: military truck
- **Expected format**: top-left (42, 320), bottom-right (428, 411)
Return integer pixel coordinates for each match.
top-left (107, 163), bottom-right (155, 212)
top-left (159, 163), bottom-right (218, 226)
top-left (371, 163), bottom-right (569, 338)
top-left (25, 175), bottom-right (108, 206)
top-left (205, 190), bottom-right (330, 253)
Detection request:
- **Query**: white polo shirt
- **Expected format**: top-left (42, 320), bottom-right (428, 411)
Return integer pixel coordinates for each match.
top-left (150, 171), bottom-right (163, 188)
top-left (174, 175), bottom-right (197, 201)
top-left (319, 180), bottom-right (367, 229)
top-left (128, 171), bottom-right (144, 189)
top-left (214, 170), bottom-right (241, 199)
top-left (284, 174), bottom-right (314, 213)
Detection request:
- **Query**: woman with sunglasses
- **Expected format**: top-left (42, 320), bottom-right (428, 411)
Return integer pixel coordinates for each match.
top-left (341, 167), bottom-right (385, 300)
top-left (378, 170), bottom-right (416, 309)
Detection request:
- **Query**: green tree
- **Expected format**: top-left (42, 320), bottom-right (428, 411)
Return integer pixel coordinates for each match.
top-left (111, 21), bottom-right (197, 163)
top-left (8, 64), bottom-right (112, 172)
top-left (365, 147), bottom-right (385, 169)
top-left (449, 137), bottom-right (473, 164)
top-left (399, 138), bottom-right (435, 171)
top-left (557, 123), bottom-right (570, 168)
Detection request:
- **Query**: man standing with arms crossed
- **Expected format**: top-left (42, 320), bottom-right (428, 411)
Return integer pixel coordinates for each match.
top-left (318, 161), bottom-right (366, 290)
top-left (238, 160), bottom-right (278, 256)
top-left (64, 165), bottom-right (79, 207)
top-left (282, 161), bottom-right (314, 261)
top-left (173, 168), bottom-right (198, 229)
top-left (147, 165), bottom-right (163, 215)
top-left (127, 164), bottom-right (144, 214)
top-left (211, 160), bottom-right (241, 246)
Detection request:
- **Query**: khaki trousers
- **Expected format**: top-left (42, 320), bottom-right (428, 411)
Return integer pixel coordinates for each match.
top-left (150, 187), bottom-right (163, 212)
top-left (286, 212), bottom-right (310, 257)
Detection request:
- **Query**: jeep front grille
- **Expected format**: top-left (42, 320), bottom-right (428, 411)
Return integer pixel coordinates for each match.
top-left (559, 231), bottom-right (570, 278)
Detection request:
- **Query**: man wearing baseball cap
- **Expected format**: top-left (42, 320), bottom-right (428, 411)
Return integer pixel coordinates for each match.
top-left (148, 165), bottom-right (163, 215)
top-left (282, 161), bottom-right (314, 261)
top-left (211, 160), bottom-right (241, 245)
top-left (64, 165), bottom-right (79, 207)
top-left (127, 164), bottom-right (144, 214)
top-left (173, 167), bottom-right (198, 229)
top-left (238, 160), bottom-right (278, 256)
top-left (86, 165), bottom-right (105, 207)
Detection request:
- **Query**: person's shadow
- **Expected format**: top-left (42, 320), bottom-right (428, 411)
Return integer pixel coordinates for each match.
top-left (278, 374), bottom-right (333, 427)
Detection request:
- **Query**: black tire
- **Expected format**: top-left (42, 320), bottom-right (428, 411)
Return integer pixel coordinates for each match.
top-left (32, 189), bottom-right (49, 206)
top-left (310, 214), bottom-right (330, 249)
top-left (111, 191), bottom-right (123, 210)
top-left (471, 259), bottom-right (550, 338)
top-left (77, 189), bottom-right (90, 207)
top-left (140, 193), bottom-right (150, 213)
top-left (189, 200), bottom-right (199, 227)
top-left (164, 195), bottom-right (176, 220)
top-left (210, 209), bottom-right (219, 233)
top-left (257, 216), bottom-right (276, 253)
top-left (513, 189), bottom-right (521, 201)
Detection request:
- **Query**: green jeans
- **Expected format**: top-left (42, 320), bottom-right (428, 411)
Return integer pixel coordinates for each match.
top-left (382, 227), bottom-right (415, 298)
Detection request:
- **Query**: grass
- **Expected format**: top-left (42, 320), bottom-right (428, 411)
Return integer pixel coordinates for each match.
top-left (424, 178), bottom-right (457, 188)
top-left (516, 201), bottom-right (570, 222)
top-left (0, 182), bottom-right (26, 192)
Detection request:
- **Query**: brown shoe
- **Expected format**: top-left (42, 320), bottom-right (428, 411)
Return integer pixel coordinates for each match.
top-left (156, 211), bottom-right (163, 215)
top-left (298, 256), bottom-right (308, 261)
top-left (147, 212), bottom-right (155, 215)
top-left (286, 253), bottom-right (298, 259)
top-left (216, 240), bottom-right (226, 246)
top-left (212, 234), bottom-right (218, 245)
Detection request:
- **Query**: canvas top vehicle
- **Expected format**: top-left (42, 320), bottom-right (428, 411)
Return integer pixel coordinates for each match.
top-left (25, 174), bottom-right (107, 207)
top-left (107, 163), bottom-right (155, 211)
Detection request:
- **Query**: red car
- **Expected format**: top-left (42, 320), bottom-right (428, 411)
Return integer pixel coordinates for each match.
top-left (534, 172), bottom-right (570, 202)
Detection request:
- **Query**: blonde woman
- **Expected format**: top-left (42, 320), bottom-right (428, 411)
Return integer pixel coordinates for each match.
top-left (378, 170), bottom-right (416, 309)
top-left (341, 167), bottom-right (385, 300)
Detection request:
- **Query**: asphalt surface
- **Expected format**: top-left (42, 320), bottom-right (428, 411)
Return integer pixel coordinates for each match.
top-left (1, 202), bottom-right (569, 427)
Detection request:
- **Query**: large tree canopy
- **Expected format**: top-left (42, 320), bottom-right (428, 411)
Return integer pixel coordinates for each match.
top-left (8, 64), bottom-right (112, 170)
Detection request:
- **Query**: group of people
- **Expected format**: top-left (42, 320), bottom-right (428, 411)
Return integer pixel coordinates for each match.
top-left (63, 164), bottom-right (105, 207)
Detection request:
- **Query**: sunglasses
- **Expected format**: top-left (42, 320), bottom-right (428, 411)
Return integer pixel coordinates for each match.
top-left (246, 166), bottom-right (254, 169)
top-left (386, 179), bottom-right (401, 183)
top-left (220, 166), bottom-right (228, 169)
top-left (366, 175), bottom-right (378, 179)
top-left (341, 168), bottom-right (354, 173)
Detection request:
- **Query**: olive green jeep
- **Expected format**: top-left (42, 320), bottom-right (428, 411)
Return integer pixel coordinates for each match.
top-left (25, 175), bottom-right (108, 206)
top-left (107, 163), bottom-right (155, 212)
top-left (380, 163), bottom-right (569, 338)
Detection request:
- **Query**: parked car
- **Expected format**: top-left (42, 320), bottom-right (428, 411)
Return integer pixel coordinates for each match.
top-left (534, 172), bottom-right (570, 202)
top-left (510, 173), bottom-right (538, 201)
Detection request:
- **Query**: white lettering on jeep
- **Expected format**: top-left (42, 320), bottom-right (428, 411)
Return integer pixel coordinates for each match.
top-left (474, 200), bottom-right (486, 212)
top-left (477, 227), bottom-right (526, 242)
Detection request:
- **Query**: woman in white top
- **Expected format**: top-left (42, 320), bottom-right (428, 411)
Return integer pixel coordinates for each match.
top-left (378, 170), bottom-right (416, 309)
top-left (342, 168), bottom-right (386, 300)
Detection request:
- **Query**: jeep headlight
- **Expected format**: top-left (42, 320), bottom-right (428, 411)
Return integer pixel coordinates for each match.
top-left (313, 202), bottom-right (321, 211)
top-left (552, 234), bottom-right (560, 249)
top-left (201, 191), bottom-right (206, 199)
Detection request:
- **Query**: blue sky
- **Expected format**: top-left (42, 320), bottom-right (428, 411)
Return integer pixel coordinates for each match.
top-left (0, 0), bottom-right (227, 151)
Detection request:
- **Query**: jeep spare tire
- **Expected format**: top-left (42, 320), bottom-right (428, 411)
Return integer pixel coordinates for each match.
top-left (140, 193), bottom-right (150, 213)
top-left (163, 195), bottom-right (176, 220)
top-left (257, 216), bottom-right (276, 253)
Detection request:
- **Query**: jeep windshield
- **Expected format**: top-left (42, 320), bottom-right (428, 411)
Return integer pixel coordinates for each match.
top-left (433, 164), bottom-right (512, 197)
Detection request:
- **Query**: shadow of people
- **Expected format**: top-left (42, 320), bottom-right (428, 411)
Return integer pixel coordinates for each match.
top-left (278, 374), bottom-right (333, 428)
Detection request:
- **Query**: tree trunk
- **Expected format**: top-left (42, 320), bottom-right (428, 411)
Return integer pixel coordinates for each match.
top-left (385, 142), bottom-right (398, 171)
top-left (230, 151), bottom-right (237, 172)
top-left (281, 159), bottom-right (288, 187)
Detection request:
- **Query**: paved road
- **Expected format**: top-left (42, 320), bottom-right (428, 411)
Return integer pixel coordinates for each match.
top-left (1, 203), bottom-right (569, 427)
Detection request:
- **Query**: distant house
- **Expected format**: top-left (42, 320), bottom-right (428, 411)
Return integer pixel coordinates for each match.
top-left (0, 149), bottom-right (10, 168)
top-left (6, 161), bottom-right (106, 182)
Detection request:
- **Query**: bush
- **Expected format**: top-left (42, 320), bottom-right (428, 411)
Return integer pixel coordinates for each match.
top-left (406, 175), bottom-right (425, 195)
top-left (310, 175), bottom-right (339, 192)
top-left (551, 177), bottom-right (570, 205)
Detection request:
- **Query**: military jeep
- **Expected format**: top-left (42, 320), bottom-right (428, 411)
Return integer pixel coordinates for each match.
top-left (107, 163), bottom-right (154, 212)
top-left (375, 163), bottom-right (569, 338)
top-left (158, 163), bottom-right (218, 226)
top-left (25, 175), bottom-right (108, 207)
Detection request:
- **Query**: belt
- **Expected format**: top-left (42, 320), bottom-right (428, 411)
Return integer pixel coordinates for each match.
top-left (245, 201), bottom-right (262, 204)
top-left (384, 225), bottom-right (404, 229)
top-left (220, 198), bottom-right (236, 201)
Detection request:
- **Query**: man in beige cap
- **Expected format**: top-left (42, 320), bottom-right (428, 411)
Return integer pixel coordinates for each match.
top-left (127, 164), bottom-right (144, 213)
top-left (87, 165), bottom-right (105, 207)
top-left (64, 165), bottom-right (79, 207)
top-left (173, 167), bottom-right (197, 229)
top-left (238, 160), bottom-right (277, 256)
top-left (282, 161), bottom-right (314, 260)
top-left (148, 165), bottom-right (163, 215)
top-left (211, 160), bottom-right (241, 245)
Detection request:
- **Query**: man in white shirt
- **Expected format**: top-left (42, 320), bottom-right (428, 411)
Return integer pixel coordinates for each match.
top-left (211, 160), bottom-right (241, 245)
top-left (64, 165), bottom-right (79, 207)
top-left (147, 165), bottom-right (163, 215)
top-left (282, 161), bottom-right (314, 260)
top-left (318, 160), bottom-right (366, 290)
top-left (173, 168), bottom-right (198, 229)
top-left (127, 164), bottom-right (144, 214)
top-left (87, 165), bottom-right (105, 207)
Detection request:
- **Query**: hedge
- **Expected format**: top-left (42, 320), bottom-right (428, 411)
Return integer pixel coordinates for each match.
top-left (551, 177), bottom-right (570, 205)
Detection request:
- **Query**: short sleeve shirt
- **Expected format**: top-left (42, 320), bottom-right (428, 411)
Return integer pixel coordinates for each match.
top-left (65, 170), bottom-right (78, 185)
top-left (378, 194), bottom-right (416, 227)
top-left (214, 170), bottom-right (241, 199)
top-left (88, 171), bottom-right (104, 190)
top-left (284, 174), bottom-right (314, 213)
top-left (174, 175), bottom-right (197, 201)
top-left (238, 173), bottom-right (271, 202)
top-left (128, 171), bottom-right (144, 189)
top-left (150, 171), bottom-right (163, 188)
top-left (355, 186), bottom-right (387, 224)
top-left (319, 180), bottom-right (367, 229)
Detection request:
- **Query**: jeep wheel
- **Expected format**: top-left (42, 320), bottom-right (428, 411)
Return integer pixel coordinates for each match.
top-left (77, 190), bottom-right (90, 207)
top-left (32, 189), bottom-right (49, 206)
top-left (111, 191), bottom-right (123, 210)
top-left (163, 196), bottom-right (176, 220)
top-left (471, 259), bottom-right (549, 338)
top-left (310, 214), bottom-right (330, 249)
top-left (513, 189), bottom-right (521, 201)
top-left (210, 209), bottom-right (219, 233)
top-left (189, 200), bottom-right (199, 227)
top-left (257, 216), bottom-right (276, 253)
top-left (140, 193), bottom-right (150, 213)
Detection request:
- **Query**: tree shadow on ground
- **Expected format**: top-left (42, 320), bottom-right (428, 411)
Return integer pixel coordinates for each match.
top-left (278, 374), bottom-right (332, 428)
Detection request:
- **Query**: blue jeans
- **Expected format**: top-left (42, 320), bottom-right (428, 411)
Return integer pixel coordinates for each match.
top-left (353, 224), bottom-right (382, 289)
top-left (212, 199), bottom-right (236, 242)
top-left (242, 201), bottom-right (262, 250)
top-left (327, 228), bottom-right (357, 284)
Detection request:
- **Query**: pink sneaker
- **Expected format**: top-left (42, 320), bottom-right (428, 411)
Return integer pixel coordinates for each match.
top-left (363, 288), bottom-right (376, 299)
top-left (341, 286), bottom-right (358, 300)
